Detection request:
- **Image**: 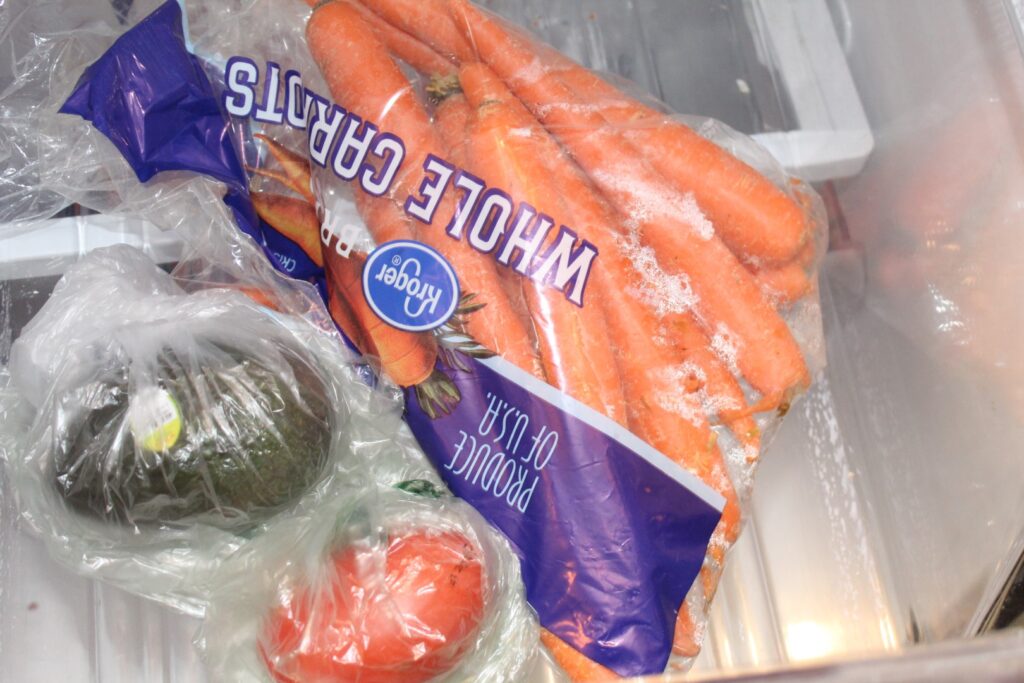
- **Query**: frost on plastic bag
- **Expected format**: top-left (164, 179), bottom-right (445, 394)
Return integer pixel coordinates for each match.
top-left (3, 245), bottom-right (379, 612)
top-left (200, 488), bottom-right (540, 683)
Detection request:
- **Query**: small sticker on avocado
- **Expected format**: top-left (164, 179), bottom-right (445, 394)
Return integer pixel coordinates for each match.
top-left (128, 387), bottom-right (182, 452)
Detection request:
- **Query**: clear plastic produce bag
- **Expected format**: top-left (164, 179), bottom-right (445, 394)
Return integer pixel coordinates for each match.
top-left (3, 245), bottom-right (377, 612)
top-left (200, 487), bottom-right (540, 683)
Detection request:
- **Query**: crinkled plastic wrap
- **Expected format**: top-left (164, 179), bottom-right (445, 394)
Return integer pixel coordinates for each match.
top-left (200, 488), bottom-right (539, 683)
top-left (0, 7), bottom-right (545, 678)
top-left (196, 0), bottom-right (826, 676)
top-left (4, 245), bottom-right (372, 611)
top-left (2, 244), bottom-right (539, 676)
top-left (1, 0), bottom-right (826, 679)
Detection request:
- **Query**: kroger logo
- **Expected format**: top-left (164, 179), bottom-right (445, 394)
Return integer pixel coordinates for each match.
top-left (363, 241), bottom-right (461, 332)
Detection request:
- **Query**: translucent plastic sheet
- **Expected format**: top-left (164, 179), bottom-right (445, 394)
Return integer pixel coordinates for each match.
top-left (1, 5), bottom-right (541, 681)
top-left (200, 488), bottom-right (539, 683)
top-left (0, 0), bottom-right (827, 679)
top-left (4, 245), bottom-right (358, 612)
top-left (1, 245), bottom-right (540, 683)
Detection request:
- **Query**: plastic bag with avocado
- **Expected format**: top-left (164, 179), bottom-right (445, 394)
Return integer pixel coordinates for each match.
top-left (5, 245), bottom-right (375, 612)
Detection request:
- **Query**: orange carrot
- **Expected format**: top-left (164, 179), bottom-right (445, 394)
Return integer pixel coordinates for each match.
top-left (669, 313), bottom-right (761, 453)
top-left (358, 0), bottom-right (476, 63)
top-left (674, 555), bottom-right (731, 658)
top-left (447, 0), bottom-right (809, 405)
top-left (749, 238), bottom-right (816, 306)
top-left (307, 1), bottom-right (544, 378)
top-left (250, 192), bottom-right (325, 267)
top-left (749, 259), bottom-right (813, 306)
top-left (250, 189), bottom-right (435, 385)
top-left (307, 1), bottom-right (438, 198)
top-left (236, 286), bottom-right (282, 312)
top-left (459, 62), bottom-right (742, 668)
top-left (430, 78), bottom-right (473, 161)
top-left (255, 134), bottom-right (316, 204)
top-left (328, 284), bottom-right (375, 355)
top-left (431, 83), bottom-right (546, 344)
top-left (540, 629), bottom-right (619, 683)
top-left (673, 605), bottom-right (703, 658)
top-left (341, 0), bottom-right (456, 76)
top-left (248, 165), bottom-right (303, 194)
top-left (460, 62), bottom-right (627, 425)
top-left (324, 250), bottom-right (439, 387)
top-left (351, 189), bottom-right (416, 246)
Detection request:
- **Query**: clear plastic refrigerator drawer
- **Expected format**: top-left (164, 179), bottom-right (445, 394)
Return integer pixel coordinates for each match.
top-left (2, 0), bottom-right (1023, 680)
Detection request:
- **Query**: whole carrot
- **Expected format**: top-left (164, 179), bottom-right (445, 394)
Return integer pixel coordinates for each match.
top-left (748, 238), bottom-right (817, 306)
top-left (328, 283), bottom-right (375, 356)
top-left (235, 286), bottom-right (281, 311)
top-left (669, 312), bottom-right (761, 453)
top-left (324, 250), bottom-right (440, 387)
top-left (250, 189), bottom-right (439, 387)
top-left (250, 192), bottom-right (325, 267)
top-left (436, 95), bottom-right (632, 672)
top-left (306, 1), bottom-right (437, 196)
top-left (252, 132), bottom-right (415, 264)
top-left (358, 0), bottom-right (476, 63)
top-left (447, 0), bottom-right (809, 405)
top-left (254, 133), bottom-right (317, 204)
top-left (341, 0), bottom-right (456, 76)
top-left (749, 258), bottom-right (812, 306)
top-left (540, 629), bottom-right (619, 683)
top-left (460, 62), bottom-right (627, 424)
top-left (306, 1), bottom-right (544, 378)
top-left (429, 77), bottom-right (473, 160)
top-left (351, 189), bottom-right (416, 246)
top-left (430, 81), bottom-right (550, 350)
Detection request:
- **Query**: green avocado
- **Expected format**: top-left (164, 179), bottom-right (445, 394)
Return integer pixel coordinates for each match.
top-left (54, 342), bottom-right (332, 528)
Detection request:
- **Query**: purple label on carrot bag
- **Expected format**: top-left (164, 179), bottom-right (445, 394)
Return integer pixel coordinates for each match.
top-left (405, 357), bottom-right (724, 677)
top-left (58, 0), bottom-right (322, 279)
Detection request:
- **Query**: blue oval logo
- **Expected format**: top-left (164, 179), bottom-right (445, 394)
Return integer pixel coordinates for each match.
top-left (363, 241), bottom-right (461, 332)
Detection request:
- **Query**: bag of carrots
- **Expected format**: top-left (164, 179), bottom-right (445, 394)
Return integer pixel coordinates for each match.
top-left (46, 0), bottom-right (827, 678)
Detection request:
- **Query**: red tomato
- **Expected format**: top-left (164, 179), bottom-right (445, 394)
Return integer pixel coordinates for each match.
top-left (260, 530), bottom-right (485, 683)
